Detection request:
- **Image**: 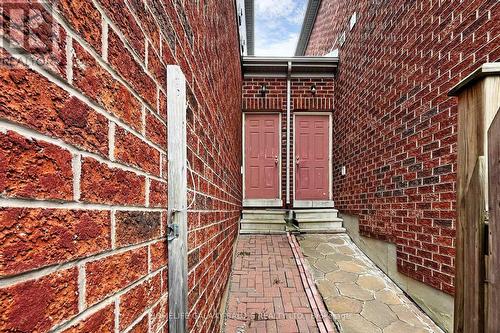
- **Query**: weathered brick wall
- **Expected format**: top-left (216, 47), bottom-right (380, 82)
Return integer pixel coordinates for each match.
top-left (0, 0), bottom-right (242, 332)
top-left (305, 0), bottom-right (499, 294)
top-left (242, 77), bottom-right (334, 206)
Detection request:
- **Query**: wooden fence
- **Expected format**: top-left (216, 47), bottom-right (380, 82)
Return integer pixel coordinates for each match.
top-left (451, 63), bottom-right (500, 333)
top-left (487, 109), bottom-right (500, 332)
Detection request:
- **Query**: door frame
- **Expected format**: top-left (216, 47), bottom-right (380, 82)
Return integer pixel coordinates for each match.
top-left (242, 111), bottom-right (282, 207)
top-left (293, 112), bottom-right (334, 208)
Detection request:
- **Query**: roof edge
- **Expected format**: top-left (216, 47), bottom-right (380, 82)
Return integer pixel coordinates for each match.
top-left (243, 56), bottom-right (338, 63)
top-left (244, 0), bottom-right (254, 55)
top-left (294, 0), bottom-right (322, 56)
top-left (242, 56), bottom-right (339, 78)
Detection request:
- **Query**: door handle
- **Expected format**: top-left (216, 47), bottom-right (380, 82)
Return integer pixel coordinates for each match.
top-left (296, 156), bottom-right (300, 166)
top-left (275, 155), bottom-right (278, 165)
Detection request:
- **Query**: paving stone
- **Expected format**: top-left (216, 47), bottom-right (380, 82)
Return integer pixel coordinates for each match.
top-left (416, 308), bottom-right (442, 328)
top-left (225, 319), bottom-right (247, 333)
top-left (339, 314), bottom-right (382, 333)
top-left (297, 235), bottom-right (444, 333)
top-left (336, 245), bottom-right (355, 255)
top-left (357, 275), bottom-right (386, 291)
top-left (224, 235), bottom-right (320, 332)
top-left (316, 279), bottom-right (339, 298)
top-left (337, 283), bottom-right (374, 301)
top-left (276, 319), bottom-right (298, 332)
top-left (309, 266), bottom-right (325, 279)
top-left (302, 235), bottom-right (326, 243)
top-left (325, 296), bottom-right (362, 314)
top-left (375, 290), bottom-right (401, 305)
top-left (325, 253), bottom-right (353, 262)
top-left (317, 243), bottom-right (337, 255)
top-left (313, 258), bottom-right (339, 273)
top-left (265, 320), bottom-right (278, 332)
top-left (351, 258), bottom-right (370, 266)
top-left (326, 237), bottom-right (345, 245)
top-left (338, 261), bottom-right (366, 273)
top-left (383, 320), bottom-right (428, 333)
top-left (301, 247), bottom-right (324, 259)
top-left (299, 239), bottom-right (319, 249)
top-left (325, 270), bottom-right (358, 283)
top-left (390, 304), bottom-right (423, 326)
top-left (361, 300), bottom-right (398, 328)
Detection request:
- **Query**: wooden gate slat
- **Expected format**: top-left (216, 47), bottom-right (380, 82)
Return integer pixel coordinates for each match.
top-left (452, 65), bottom-right (500, 333)
top-left (487, 109), bottom-right (500, 331)
top-left (462, 157), bottom-right (486, 333)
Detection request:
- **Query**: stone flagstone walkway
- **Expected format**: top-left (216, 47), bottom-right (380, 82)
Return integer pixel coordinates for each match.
top-left (223, 235), bottom-right (324, 333)
top-left (297, 234), bottom-right (444, 333)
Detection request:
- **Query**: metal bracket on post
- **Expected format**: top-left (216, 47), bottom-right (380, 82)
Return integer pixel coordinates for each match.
top-left (167, 209), bottom-right (181, 241)
top-left (167, 222), bottom-right (180, 241)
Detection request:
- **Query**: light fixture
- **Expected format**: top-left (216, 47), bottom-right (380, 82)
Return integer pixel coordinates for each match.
top-left (311, 84), bottom-right (317, 95)
top-left (259, 84), bottom-right (267, 97)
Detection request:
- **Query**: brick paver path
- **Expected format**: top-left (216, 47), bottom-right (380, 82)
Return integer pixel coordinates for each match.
top-left (297, 234), bottom-right (444, 333)
top-left (224, 235), bottom-right (319, 333)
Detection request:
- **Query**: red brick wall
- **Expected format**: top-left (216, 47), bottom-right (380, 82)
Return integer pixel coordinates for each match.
top-left (242, 77), bottom-right (335, 206)
top-left (305, 0), bottom-right (499, 294)
top-left (0, 0), bottom-right (242, 332)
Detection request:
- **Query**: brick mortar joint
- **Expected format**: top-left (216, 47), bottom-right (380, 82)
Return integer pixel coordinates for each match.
top-left (1, 37), bottom-right (167, 156)
top-left (40, 2), bottom-right (167, 116)
top-left (52, 269), bottom-right (166, 333)
top-left (0, 237), bottom-right (168, 287)
top-left (0, 120), bottom-right (167, 183)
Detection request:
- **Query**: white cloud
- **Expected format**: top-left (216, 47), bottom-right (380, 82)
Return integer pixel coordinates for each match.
top-left (255, 0), bottom-right (297, 20)
top-left (256, 33), bottom-right (299, 57)
top-left (255, 0), bottom-right (306, 25)
top-left (254, 0), bottom-right (307, 56)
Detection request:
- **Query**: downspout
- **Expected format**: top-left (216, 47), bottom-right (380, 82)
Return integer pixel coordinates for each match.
top-left (286, 61), bottom-right (292, 206)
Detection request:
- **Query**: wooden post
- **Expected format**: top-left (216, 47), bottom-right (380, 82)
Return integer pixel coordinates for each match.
top-left (450, 63), bottom-right (500, 333)
top-left (167, 65), bottom-right (188, 333)
top-left (487, 109), bottom-right (500, 332)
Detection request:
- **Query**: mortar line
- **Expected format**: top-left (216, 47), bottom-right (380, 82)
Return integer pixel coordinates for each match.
top-left (0, 197), bottom-right (165, 211)
top-left (1, 36), bottom-right (167, 154)
top-left (0, 119), bottom-right (166, 182)
top-left (0, 238), bottom-right (167, 287)
top-left (49, 269), bottom-right (165, 333)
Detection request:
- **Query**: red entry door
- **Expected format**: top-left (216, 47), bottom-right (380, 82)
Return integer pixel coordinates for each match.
top-left (244, 113), bottom-right (280, 199)
top-left (295, 115), bottom-right (330, 200)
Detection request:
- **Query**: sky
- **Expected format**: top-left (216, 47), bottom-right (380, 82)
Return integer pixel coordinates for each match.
top-left (254, 0), bottom-right (308, 56)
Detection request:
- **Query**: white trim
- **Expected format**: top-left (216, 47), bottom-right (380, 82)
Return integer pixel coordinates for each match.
top-left (294, 200), bottom-right (335, 208)
top-left (243, 199), bottom-right (282, 207)
top-left (293, 112), bottom-right (333, 205)
top-left (242, 112), bottom-right (282, 205)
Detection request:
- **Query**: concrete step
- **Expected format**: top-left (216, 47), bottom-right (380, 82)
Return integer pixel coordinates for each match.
top-left (240, 222), bottom-right (286, 231)
top-left (294, 209), bottom-right (339, 221)
top-left (298, 221), bottom-right (343, 229)
top-left (242, 210), bottom-right (286, 221)
top-left (299, 227), bottom-right (346, 234)
top-left (241, 219), bottom-right (286, 224)
top-left (296, 217), bottom-right (343, 223)
top-left (294, 209), bottom-right (345, 233)
top-left (242, 209), bottom-right (286, 214)
top-left (240, 209), bottom-right (287, 234)
top-left (239, 229), bottom-right (287, 234)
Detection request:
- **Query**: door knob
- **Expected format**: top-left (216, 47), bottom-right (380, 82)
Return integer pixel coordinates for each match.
top-left (275, 156), bottom-right (278, 165)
